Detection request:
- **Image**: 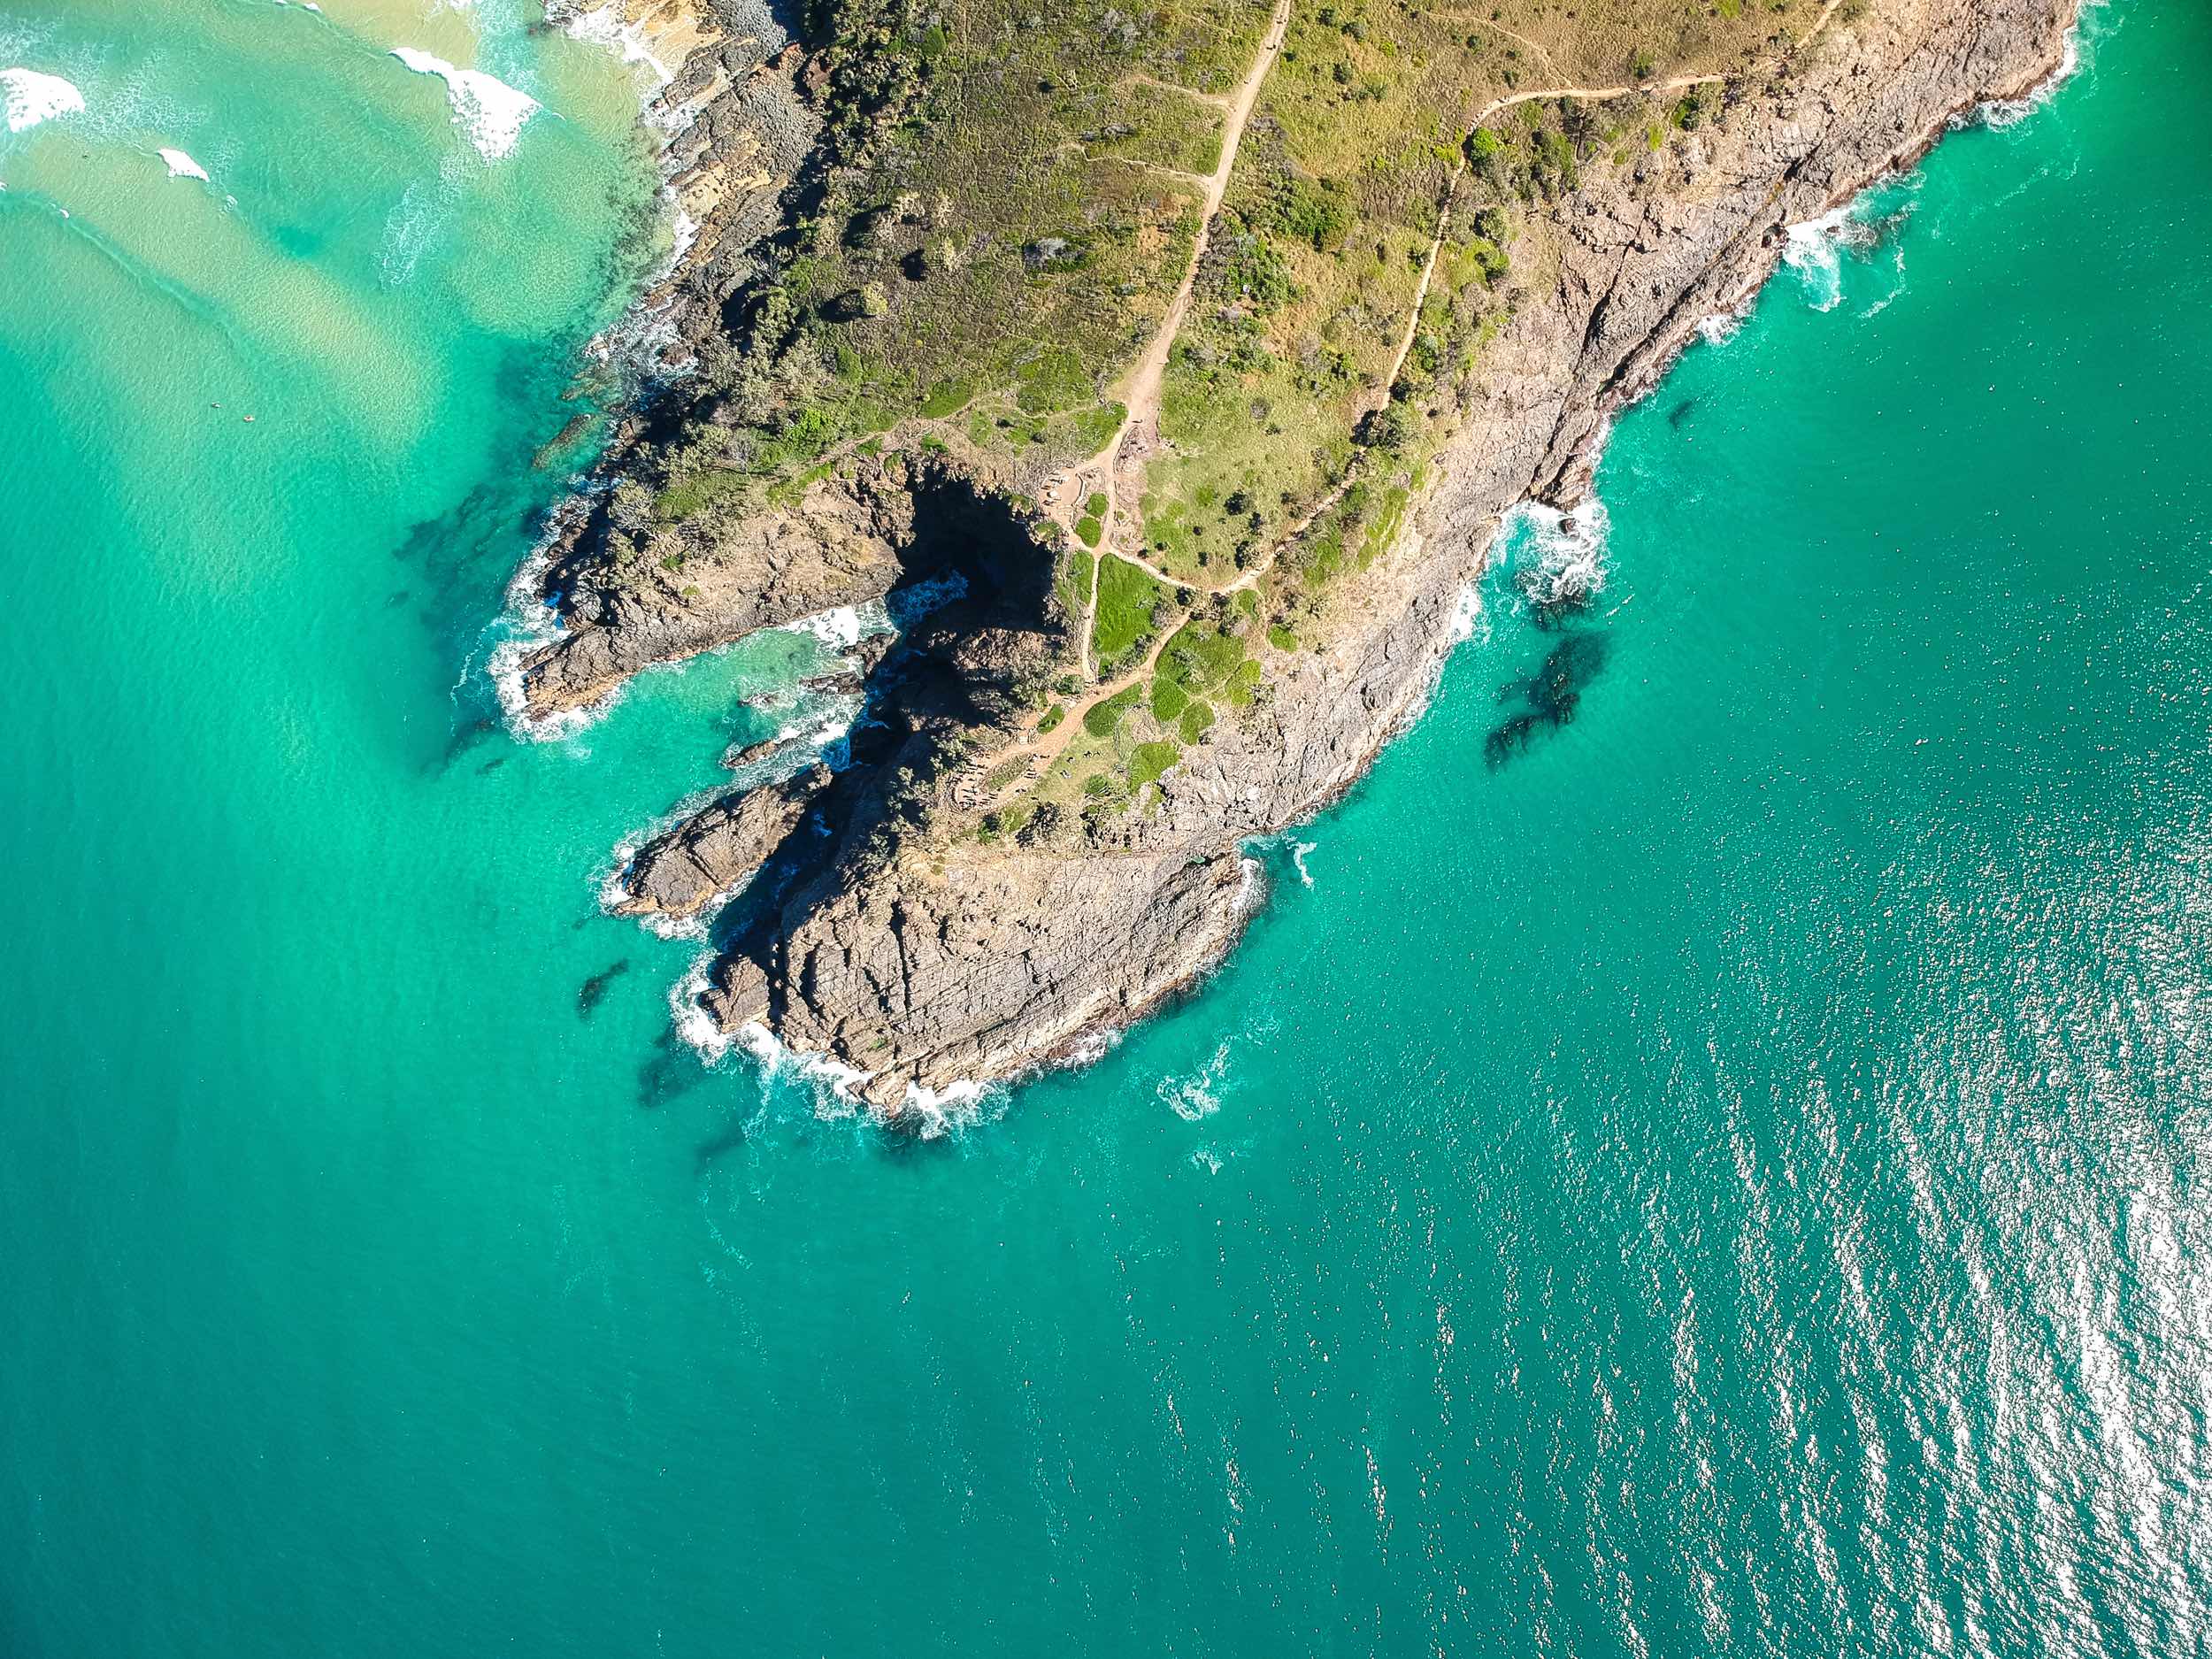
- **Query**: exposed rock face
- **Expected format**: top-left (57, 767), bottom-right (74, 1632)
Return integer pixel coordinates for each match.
top-left (517, 474), bottom-right (911, 718)
top-left (707, 851), bottom-right (1252, 1106)
top-left (547, 0), bottom-right (820, 337)
top-left (551, 0), bottom-right (2078, 1115)
top-left (613, 764), bottom-right (833, 921)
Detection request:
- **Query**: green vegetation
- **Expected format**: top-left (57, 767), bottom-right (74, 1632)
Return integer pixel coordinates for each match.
top-left (1056, 549), bottom-right (1094, 619)
top-left (609, 0), bottom-right (1792, 843)
top-left (1083, 682), bottom-right (1146, 737)
top-left (1128, 741), bottom-right (1184, 790)
top-left (1093, 556), bottom-right (1168, 670)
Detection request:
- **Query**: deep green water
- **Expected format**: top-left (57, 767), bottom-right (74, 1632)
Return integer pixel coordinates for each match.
top-left (6, 1), bottom-right (2208, 1654)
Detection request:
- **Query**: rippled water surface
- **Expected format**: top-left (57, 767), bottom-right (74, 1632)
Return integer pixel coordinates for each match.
top-left (4, 2), bottom-right (2206, 1655)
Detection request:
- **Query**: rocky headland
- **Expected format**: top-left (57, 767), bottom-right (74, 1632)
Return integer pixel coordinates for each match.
top-left (525, 0), bottom-right (2082, 1117)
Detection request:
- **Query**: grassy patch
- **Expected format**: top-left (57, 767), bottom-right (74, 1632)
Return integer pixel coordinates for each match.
top-left (1084, 682), bottom-right (1146, 738)
top-left (1128, 740), bottom-right (1183, 790)
top-left (1056, 549), bottom-right (1096, 627)
top-left (1093, 556), bottom-right (1167, 670)
top-left (1267, 622), bottom-right (1299, 651)
top-left (918, 377), bottom-right (974, 419)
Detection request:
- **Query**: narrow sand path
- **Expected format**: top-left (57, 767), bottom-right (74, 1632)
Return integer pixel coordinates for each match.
top-left (984, 0), bottom-right (1849, 803)
top-left (1065, 0), bottom-right (1294, 678)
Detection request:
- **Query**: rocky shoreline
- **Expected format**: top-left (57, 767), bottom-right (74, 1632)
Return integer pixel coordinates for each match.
top-left (530, 0), bottom-right (2083, 1119)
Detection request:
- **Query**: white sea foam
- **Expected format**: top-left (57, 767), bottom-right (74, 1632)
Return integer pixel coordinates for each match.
top-left (1970, 0), bottom-right (2104, 130)
top-left (2, 68), bottom-right (84, 134)
top-left (1233, 854), bottom-right (1264, 918)
top-left (562, 4), bottom-right (676, 87)
top-left (1290, 841), bottom-right (1316, 888)
top-left (668, 952), bottom-right (733, 1060)
top-left (784, 603), bottom-right (867, 650)
top-left (1696, 297), bottom-right (1749, 347)
top-left (488, 495), bottom-right (619, 741)
top-left (1783, 205), bottom-right (1855, 312)
top-left (157, 147), bottom-right (209, 181)
top-left (1500, 495), bottom-right (1611, 613)
top-left (725, 1020), bottom-right (995, 1137)
top-left (390, 47), bottom-right (540, 161)
top-left (1448, 578), bottom-right (1486, 645)
top-left (1160, 1040), bottom-right (1233, 1122)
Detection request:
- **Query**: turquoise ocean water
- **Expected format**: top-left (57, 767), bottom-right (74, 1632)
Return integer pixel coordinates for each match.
top-left (4, 1), bottom-right (2208, 1653)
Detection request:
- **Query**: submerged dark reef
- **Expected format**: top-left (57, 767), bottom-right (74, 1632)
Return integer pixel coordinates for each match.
top-left (1486, 630), bottom-right (1611, 768)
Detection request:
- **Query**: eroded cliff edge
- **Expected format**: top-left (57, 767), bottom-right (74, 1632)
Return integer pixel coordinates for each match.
top-left (530, 0), bottom-right (2080, 1115)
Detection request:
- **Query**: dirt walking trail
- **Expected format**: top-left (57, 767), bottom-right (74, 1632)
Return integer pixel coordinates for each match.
top-left (980, 0), bottom-right (1847, 806)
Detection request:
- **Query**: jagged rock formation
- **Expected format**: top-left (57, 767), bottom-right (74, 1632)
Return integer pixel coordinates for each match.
top-left (542, 0), bottom-right (2080, 1116)
top-left (517, 468), bottom-right (912, 718)
top-left (612, 764), bottom-right (833, 921)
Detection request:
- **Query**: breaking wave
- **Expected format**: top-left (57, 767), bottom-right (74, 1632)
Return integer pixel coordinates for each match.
top-left (157, 146), bottom-right (207, 181)
top-left (390, 47), bottom-right (539, 161)
top-left (1498, 497), bottom-right (1610, 618)
top-left (1, 67), bottom-right (83, 134)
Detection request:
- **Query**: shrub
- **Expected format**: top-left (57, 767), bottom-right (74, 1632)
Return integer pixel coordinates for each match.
top-left (1084, 683), bottom-right (1144, 737)
top-left (1128, 741), bottom-right (1182, 789)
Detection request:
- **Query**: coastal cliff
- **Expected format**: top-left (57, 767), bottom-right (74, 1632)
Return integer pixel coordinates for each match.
top-left (528, 0), bottom-right (2081, 1117)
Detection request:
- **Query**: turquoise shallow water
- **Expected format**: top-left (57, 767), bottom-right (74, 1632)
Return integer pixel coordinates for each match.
top-left (6, 2), bottom-right (2209, 1654)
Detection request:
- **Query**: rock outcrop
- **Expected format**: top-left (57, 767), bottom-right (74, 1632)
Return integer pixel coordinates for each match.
top-left (546, 0), bottom-right (2080, 1117)
top-left (613, 764), bottom-right (833, 921)
top-left (517, 472), bottom-right (912, 718)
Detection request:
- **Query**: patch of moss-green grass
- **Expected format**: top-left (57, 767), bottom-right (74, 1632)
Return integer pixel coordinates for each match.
top-left (1150, 676), bottom-right (1189, 722)
top-left (1037, 703), bottom-right (1067, 733)
top-left (1056, 549), bottom-right (1095, 618)
top-left (1076, 515), bottom-right (1104, 548)
top-left (1223, 657), bottom-right (1264, 708)
top-left (1267, 622), bottom-right (1300, 650)
top-left (1084, 682), bottom-right (1146, 738)
top-left (1178, 699), bottom-right (1216, 742)
top-left (1093, 556), bottom-right (1168, 670)
top-left (1061, 79), bottom-right (1227, 176)
top-left (1128, 740), bottom-right (1183, 790)
top-left (1157, 620), bottom-right (1250, 695)
top-left (918, 377), bottom-right (974, 418)
top-left (1014, 346), bottom-right (1096, 416)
